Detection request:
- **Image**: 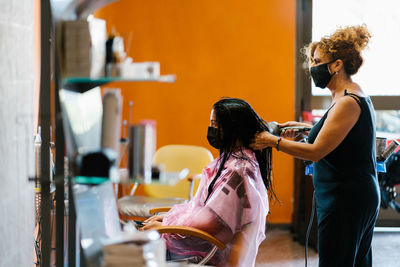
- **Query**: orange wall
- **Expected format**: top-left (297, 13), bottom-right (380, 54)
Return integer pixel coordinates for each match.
top-left (95, 0), bottom-right (295, 223)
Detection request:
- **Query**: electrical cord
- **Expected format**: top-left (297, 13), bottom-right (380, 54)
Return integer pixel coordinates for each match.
top-left (305, 191), bottom-right (316, 267)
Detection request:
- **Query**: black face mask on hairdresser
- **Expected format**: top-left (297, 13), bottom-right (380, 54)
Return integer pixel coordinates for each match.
top-left (310, 60), bottom-right (336, 88)
top-left (207, 127), bottom-right (222, 149)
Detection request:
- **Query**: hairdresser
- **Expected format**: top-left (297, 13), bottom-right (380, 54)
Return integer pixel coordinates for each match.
top-left (251, 25), bottom-right (379, 267)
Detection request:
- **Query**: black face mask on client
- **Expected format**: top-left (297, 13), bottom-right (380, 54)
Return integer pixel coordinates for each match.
top-left (310, 60), bottom-right (336, 88)
top-left (207, 127), bottom-right (222, 149)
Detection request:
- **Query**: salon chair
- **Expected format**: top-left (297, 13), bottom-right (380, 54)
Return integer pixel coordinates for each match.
top-left (150, 207), bottom-right (225, 265)
top-left (118, 145), bottom-right (214, 222)
top-left (150, 206), bottom-right (247, 266)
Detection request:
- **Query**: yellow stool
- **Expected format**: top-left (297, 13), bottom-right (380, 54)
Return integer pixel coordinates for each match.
top-left (118, 144), bottom-right (213, 220)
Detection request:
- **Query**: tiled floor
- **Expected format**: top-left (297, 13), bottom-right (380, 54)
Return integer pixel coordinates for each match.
top-left (255, 226), bottom-right (400, 267)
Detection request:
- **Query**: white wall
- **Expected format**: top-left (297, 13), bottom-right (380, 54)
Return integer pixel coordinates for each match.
top-left (0, 0), bottom-right (35, 266)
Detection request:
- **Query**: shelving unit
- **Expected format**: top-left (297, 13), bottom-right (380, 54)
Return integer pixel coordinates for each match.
top-left (38, 1), bottom-right (176, 266)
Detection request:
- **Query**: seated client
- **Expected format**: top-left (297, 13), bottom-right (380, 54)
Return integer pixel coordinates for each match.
top-left (141, 98), bottom-right (275, 267)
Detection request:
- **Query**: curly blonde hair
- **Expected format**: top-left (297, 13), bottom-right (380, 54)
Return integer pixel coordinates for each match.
top-left (303, 25), bottom-right (371, 75)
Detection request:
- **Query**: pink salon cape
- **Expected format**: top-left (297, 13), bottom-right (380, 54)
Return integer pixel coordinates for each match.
top-left (162, 148), bottom-right (269, 267)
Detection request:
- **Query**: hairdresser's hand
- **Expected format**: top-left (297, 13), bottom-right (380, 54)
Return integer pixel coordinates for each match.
top-left (278, 121), bottom-right (312, 138)
top-left (250, 131), bottom-right (277, 150)
top-left (139, 220), bottom-right (162, 231)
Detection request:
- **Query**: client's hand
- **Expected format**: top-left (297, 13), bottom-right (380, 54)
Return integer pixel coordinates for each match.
top-left (250, 131), bottom-right (277, 150)
top-left (139, 214), bottom-right (165, 231)
top-left (139, 220), bottom-right (162, 231)
top-left (144, 214), bottom-right (165, 224)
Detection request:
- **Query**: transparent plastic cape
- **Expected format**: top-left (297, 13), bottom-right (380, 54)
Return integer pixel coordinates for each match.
top-left (162, 148), bottom-right (269, 267)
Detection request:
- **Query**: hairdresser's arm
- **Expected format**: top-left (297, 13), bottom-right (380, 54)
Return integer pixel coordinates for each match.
top-left (251, 97), bottom-right (360, 162)
top-left (279, 121), bottom-right (313, 128)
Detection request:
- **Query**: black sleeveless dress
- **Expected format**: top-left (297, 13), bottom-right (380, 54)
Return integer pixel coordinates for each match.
top-left (307, 90), bottom-right (380, 267)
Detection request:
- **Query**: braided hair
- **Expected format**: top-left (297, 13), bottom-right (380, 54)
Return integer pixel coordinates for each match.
top-left (205, 98), bottom-right (277, 203)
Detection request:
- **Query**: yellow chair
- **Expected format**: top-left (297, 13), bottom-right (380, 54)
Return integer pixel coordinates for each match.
top-left (118, 144), bottom-right (214, 221)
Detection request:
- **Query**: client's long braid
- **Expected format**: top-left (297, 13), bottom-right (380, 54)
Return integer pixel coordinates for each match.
top-left (249, 107), bottom-right (278, 201)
